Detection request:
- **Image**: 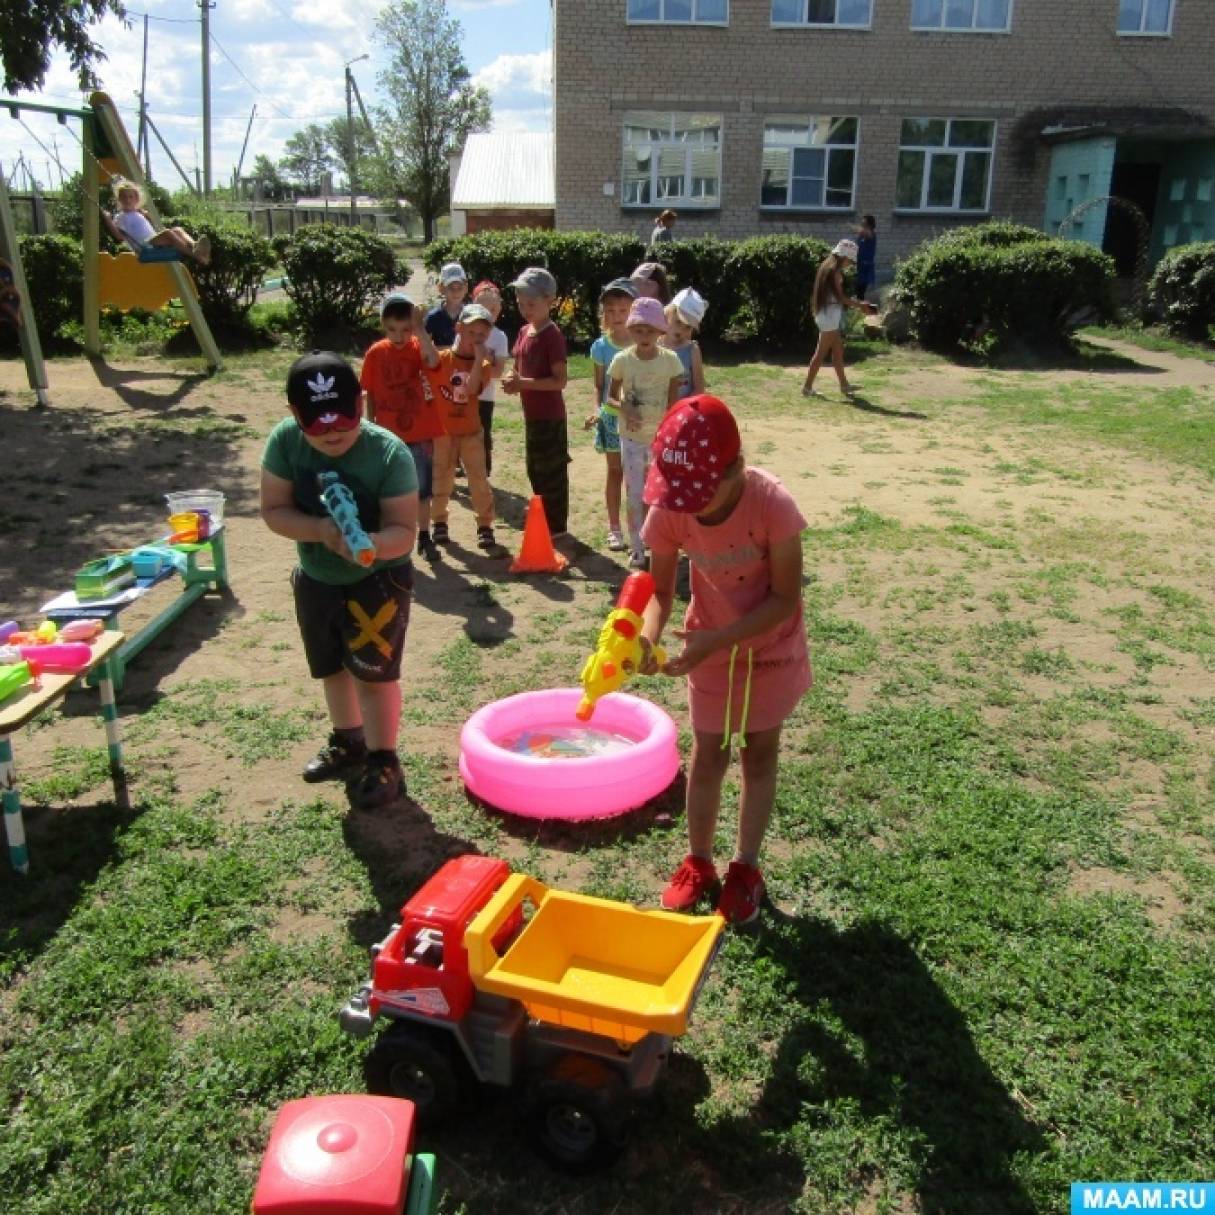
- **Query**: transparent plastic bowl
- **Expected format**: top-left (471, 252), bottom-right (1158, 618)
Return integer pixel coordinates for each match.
top-left (165, 489), bottom-right (225, 526)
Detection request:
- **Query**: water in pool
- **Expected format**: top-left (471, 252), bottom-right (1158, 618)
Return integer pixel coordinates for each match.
top-left (496, 724), bottom-right (638, 759)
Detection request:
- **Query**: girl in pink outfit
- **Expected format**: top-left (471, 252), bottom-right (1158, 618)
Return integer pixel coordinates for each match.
top-left (638, 394), bottom-right (811, 925)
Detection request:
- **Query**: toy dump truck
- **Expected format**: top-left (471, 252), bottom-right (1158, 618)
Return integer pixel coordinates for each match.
top-left (339, 855), bottom-right (723, 1170)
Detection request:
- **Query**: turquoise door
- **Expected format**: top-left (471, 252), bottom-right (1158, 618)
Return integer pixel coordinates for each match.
top-left (1044, 137), bottom-right (1117, 245)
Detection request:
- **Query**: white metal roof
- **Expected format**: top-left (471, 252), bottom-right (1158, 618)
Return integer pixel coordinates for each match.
top-left (452, 131), bottom-right (554, 210)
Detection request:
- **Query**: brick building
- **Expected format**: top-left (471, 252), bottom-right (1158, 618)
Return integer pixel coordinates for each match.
top-left (553, 0), bottom-right (1215, 277)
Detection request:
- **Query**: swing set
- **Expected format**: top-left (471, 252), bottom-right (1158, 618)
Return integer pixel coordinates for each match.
top-left (0, 92), bottom-right (222, 403)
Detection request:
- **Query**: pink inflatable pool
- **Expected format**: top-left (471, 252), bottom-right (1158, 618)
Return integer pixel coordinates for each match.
top-left (459, 688), bottom-right (680, 820)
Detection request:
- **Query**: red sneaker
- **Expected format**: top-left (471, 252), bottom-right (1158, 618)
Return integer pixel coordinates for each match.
top-left (660, 855), bottom-right (720, 912)
top-left (716, 861), bottom-right (765, 926)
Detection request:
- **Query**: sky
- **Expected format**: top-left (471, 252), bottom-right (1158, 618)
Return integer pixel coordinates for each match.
top-left (2, 0), bottom-right (552, 193)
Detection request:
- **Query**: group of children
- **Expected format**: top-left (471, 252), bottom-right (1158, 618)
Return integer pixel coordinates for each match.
top-left (257, 231), bottom-right (886, 923)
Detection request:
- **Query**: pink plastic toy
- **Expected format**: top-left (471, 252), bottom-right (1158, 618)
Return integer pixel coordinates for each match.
top-left (252, 1094), bottom-right (435, 1215)
top-left (58, 619), bottom-right (104, 642)
top-left (15, 643), bottom-right (91, 672)
top-left (460, 689), bottom-right (679, 819)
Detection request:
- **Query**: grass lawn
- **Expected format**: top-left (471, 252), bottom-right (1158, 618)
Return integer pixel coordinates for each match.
top-left (1, 332), bottom-right (1212, 1214)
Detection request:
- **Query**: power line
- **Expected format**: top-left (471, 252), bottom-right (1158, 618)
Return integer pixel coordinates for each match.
top-left (207, 31), bottom-right (297, 121)
top-left (125, 8), bottom-right (201, 22)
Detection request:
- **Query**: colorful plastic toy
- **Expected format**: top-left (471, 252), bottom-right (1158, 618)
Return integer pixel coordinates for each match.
top-left (318, 471), bottom-right (376, 567)
top-left (0, 660), bottom-right (36, 704)
top-left (340, 855), bottom-right (723, 1170)
top-left (9, 643), bottom-right (91, 672)
top-left (0, 621), bottom-right (17, 644)
top-left (252, 1094), bottom-right (436, 1215)
top-left (74, 555), bottom-right (135, 600)
top-left (57, 618), bottom-right (104, 642)
top-left (577, 572), bottom-right (666, 721)
top-left (460, 688), bottom-right (679, 820)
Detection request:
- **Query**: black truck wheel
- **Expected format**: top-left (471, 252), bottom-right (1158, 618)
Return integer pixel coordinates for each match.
top-left (364, 1023), bottom-right (464, 1125)
top-left (525, 1057), bottom-right (630, 1172)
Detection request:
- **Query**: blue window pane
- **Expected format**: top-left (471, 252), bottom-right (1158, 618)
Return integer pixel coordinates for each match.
top-left (791, 177), bottom-right (824, 206)
top-left (1145, 0), bottom-right (1172, 31)
top-left (630, 0), bottom-right (661, 18)
top-left (792, 147), bottom-right (826, 177)
top-left (944, 0), bottom-right (974, 28)
top-left (838, 0), bottom-right (871, 23)
top-left (772, 0), bottom-right (803, 20)
top-left (976, 0), bottom-right (1008, 27)
top-left (1117, 0), bottom-right (1141, 30)
top-left (665, 0), bottom-right (693, 20)
top-left (912, 0), bottom-right (943, 25)
top-left (697, 0), bottom-right (728, 19)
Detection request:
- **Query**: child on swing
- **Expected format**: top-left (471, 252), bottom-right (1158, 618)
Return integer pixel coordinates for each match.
top-left (106, 180), bottom-right (211, 266)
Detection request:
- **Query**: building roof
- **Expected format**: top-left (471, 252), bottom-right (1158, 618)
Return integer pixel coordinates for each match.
top-left (452, 131), bottom-right (554, 210)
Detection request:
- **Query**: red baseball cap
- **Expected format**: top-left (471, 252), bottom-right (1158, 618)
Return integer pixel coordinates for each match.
top-left (644, 394), bottom-right (741, 513)
top-left (472, 279), bottom-right (500, 296)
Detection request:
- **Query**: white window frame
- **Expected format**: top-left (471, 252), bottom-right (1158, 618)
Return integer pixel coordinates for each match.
top-left (621, 113), bottom-right (723, 211)
top-left (895, 117), bottom-right (996, 213)
top-left (626, 0), bottom-right (730, 26)
top-left (770, 0), bottom-right (873, 30)
top-left (759, 116), bottom-right (859, 211)
top-left (1116, 0), bottom-right (1174, 36)
top-left (910, 0), bottom-right (1013, 33)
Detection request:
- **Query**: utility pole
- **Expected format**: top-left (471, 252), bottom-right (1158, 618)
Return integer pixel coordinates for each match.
top-left (344, 54), bottom-right (369, 224)
top-left (137, 14), bottom-right (149, 174)
top-left (234, 104), bottom-right (256, 194)
top-left (200, 0), bottom-right (215, 195)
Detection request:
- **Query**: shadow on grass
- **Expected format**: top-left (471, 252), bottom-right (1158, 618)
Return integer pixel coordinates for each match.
top-left (0, 797), bottom-right (139, 981)
top-left (845, 392), bottom-right (930, 420)
top-left (748, 911), bottom-right (1047, 1213)
top-left (88, 355), bottom-right (212, 411)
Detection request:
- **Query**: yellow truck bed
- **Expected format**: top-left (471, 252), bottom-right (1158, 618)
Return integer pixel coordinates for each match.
top-left (464, 874), bottom-right (724, 1044)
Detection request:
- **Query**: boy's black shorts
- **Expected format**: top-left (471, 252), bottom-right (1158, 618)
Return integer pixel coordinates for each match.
top-left (292, 563), bottom-right (412, 683)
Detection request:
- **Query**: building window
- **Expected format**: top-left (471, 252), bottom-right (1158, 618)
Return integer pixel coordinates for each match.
top-left (771, 0), bottom-right (872, 28)
top-left (896, 118), bottom-right (995, 211)
top-left (911, 0), bottom-right (1011, 31)
top-left (622, 112), bottom-right (722, 209)
top-left (761, 117), bottom-right (858, 209)
top-left (1117, 0), bottom-right (1173, 35)
top-left (627, 0), bottom-right (728, 24)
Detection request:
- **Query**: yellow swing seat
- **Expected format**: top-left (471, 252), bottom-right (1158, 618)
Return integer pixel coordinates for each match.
top-left (97, 249), bottom-right (193, 312)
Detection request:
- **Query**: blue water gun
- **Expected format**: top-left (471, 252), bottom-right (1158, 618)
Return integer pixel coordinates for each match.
top-left (317, 471), bottom-right (376, 567)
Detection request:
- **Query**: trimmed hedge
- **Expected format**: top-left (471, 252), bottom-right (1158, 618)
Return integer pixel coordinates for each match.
top-left (893, 223), bottom-right (1115, 354)
top-left (273, 225), bottom-right (403, 342)
top-left (14, 234), bottom-right (84, 348)
top-left (1146, 241), bottom-right (1215, 340)
top-left (168, 217), bottom-right (276, 329)
top-left (424, 229), bottom-right (832, 350)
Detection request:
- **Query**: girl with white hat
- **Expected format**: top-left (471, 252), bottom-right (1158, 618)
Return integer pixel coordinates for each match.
top-left (802, 239), bottom-right (876, 399)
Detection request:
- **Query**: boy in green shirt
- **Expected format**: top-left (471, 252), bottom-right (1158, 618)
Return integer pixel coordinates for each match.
top-left (260, 352), bottom-right (419, 810)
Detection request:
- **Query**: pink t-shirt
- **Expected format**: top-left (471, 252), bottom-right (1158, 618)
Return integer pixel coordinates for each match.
top-left (641, 466), bottom-right (809, 675)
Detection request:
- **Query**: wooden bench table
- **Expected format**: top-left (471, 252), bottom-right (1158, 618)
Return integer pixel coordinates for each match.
top-left (41, 527), bottom-right (228, 692)
top-left (1, 631), bottom-right (128, 875)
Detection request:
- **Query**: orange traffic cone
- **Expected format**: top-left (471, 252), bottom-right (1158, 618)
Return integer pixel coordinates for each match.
top-left (510, 495), bottom-right (568, 574)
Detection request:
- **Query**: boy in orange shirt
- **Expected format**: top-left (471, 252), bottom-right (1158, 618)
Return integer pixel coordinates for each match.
top-left (425, 303), bottom-right (497, 550)
top-left (360, 293), bottom-right (444, 561)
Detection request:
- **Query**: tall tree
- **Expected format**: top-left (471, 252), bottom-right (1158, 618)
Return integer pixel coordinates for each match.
top-left (375, 0), bottom-right (491, 241)
top-left (278, 124), bottom-right (334, 196)
top-left (323, 116), bottom-right (377, 195)
top-left (2, 0), bottom-right (125, 93)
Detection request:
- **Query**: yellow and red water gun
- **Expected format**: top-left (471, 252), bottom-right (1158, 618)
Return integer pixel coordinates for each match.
top-left (576, 572), bottom-right (666, 721)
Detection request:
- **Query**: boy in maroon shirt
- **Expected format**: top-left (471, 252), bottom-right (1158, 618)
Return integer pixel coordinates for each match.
top-left (500, 266), bottom-right (570, 536)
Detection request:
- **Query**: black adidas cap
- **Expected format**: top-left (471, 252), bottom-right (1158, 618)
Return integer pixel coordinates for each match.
top-left (285, 351), bottom-right (362, 435)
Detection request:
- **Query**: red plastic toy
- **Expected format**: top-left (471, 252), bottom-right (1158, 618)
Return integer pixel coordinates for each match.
top-left (252, 1094), bottom-right (435, 1215)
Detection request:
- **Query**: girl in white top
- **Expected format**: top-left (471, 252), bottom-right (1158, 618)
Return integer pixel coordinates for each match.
top-left (106, 181), bottom-right (211, 265)
top-left (471, 281), bottom-right (509, 474)
top-left (607, 296), bottom-right (684, 569)
top-left (802, 239), bottom-right (875, 398)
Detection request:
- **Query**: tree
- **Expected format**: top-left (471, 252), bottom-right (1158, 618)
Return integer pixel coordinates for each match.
top-left (2, 0), bottom-right (125, 93)
top-left (375, 0), bottom-right (491, 241)
top-left (323, 116), bottom-right (377, 196)
top-left (249, 154), bottom-right (289, 202)
top-left (278, 124), bottom-right (334, 196)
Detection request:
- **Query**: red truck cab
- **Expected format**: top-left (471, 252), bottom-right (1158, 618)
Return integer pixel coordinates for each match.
top-left (367, 854), bottom-right (513, 1025)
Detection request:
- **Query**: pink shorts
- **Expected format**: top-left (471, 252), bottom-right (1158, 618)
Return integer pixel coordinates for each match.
top-left (689, 648), bottom-right (813, 737)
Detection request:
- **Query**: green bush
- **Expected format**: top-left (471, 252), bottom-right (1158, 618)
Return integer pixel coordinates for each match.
top-left (169, 218), bottom-right (275, 329)
top-left (273, 225), bottom-right (402, 342)
top-left (894, 224), bottom-right (1115, 354)
top-left (729, 234), bottom-right (831, 346)
top-left (1146, 241), bottom-right (1215, 340)
top-left (924, 221), bottom-right (1051, 250)
top-left (14, 234), bottom-right (84, 348)
top-left (424, 229), bottom-right (835, 350)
